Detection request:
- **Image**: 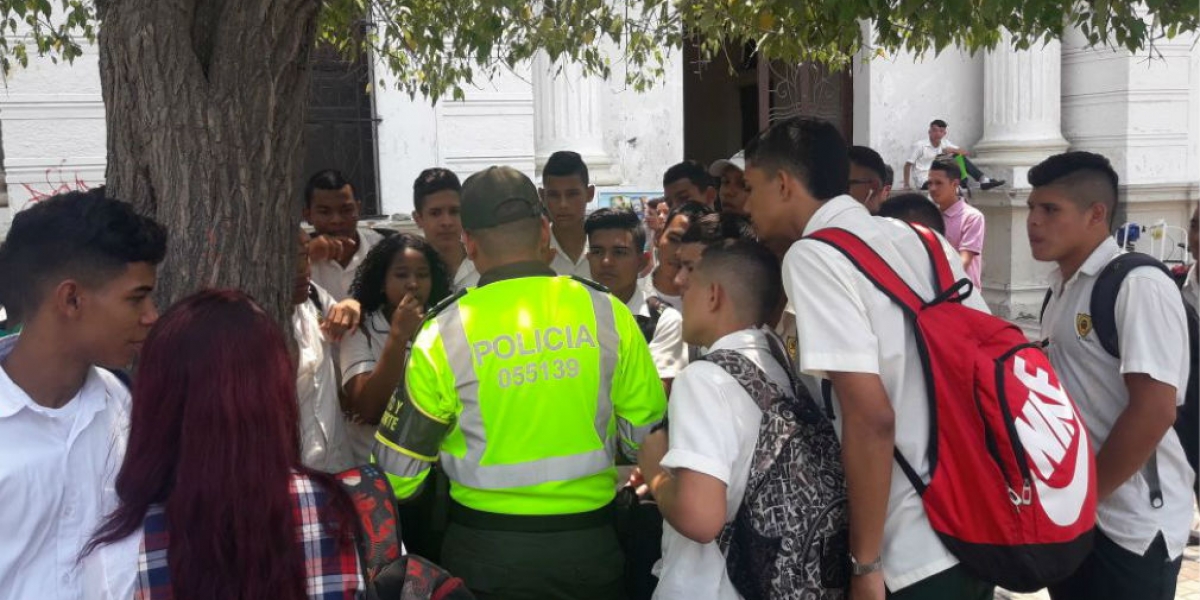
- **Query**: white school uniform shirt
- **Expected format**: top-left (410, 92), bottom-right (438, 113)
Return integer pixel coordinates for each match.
top-left (626, 287), bottom-right (688, 380)
top-left (652, 328), bottom-right (791, 600)
top-left (293, 284), bottom-right (356, 474)
top-left (1183, 265), bottom-right (1197, 313)
top-left (311, 227), bottom-right (385, 301)
top-left (0, 334), bottom-right (130, 600)
top-left (783, 195), bottom-right (990, 591)
top-left (1042, 237), bottom-right (1193, 560)
top-left (640, 275), bottom-right (682, 312)
top-left (549, 229), bottom-right (592, 278)
top-left (906, 137), bottom-right (957, 188)
top-left (339, 311), bottom-right (400, 464)
top-left (453, 258), bottom-right (480, 292)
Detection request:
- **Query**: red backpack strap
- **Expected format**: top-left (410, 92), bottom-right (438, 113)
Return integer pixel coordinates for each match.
top-left (906, 222), bottom-right (973, 304)
top-left (805, 228), bottom-right (926, 315)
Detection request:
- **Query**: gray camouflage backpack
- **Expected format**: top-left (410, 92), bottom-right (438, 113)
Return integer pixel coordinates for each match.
top-left (705, 331), bottom-right (850, 600)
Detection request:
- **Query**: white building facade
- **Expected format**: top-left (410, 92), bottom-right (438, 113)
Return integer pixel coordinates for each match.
top-left (2, 29), bottom-right (1197, 321)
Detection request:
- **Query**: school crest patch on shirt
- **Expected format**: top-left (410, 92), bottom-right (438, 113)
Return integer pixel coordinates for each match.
top-left (1075, 313), bottom-right (1093, 338)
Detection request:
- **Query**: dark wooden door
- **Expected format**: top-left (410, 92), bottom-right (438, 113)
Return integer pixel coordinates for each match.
top-left (758, 61), bottom-right (853, 139)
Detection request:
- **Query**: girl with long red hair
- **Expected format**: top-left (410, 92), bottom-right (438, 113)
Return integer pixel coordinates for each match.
top-left (83, 289), bottom-right (362, 599)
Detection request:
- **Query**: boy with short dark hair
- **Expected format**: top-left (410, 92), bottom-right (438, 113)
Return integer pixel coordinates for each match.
top-left (927, 160), bottom-right (985, 288)
top-left (1029, 151), bottom-right (1192, 600)
top-left (663, 160), bottom-right (717, 209)
top-left (877, 193), bottom-right (946, 235)
top-left (412, 167), bottom-right (477, 290)
top-left (304, 168), bottom-right (384, 299)
top-left (645, 202), bottom-right (715, 311)
top-left (0, 189), bottom-right (166, 596)
top-left (541, 151), bottom-right (594, 278)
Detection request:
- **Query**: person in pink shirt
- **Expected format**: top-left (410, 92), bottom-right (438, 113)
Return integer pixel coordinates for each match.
top-left (927, 160), bottom-right (985, 288)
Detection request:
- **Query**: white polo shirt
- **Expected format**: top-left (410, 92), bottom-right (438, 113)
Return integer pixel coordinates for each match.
top-left (906, 138), bottom-right (957, 188)
top-left (653, 328), bottom-right (790, 600)
top-left (311, 227), bottom-right (385, 301)
top-left (783, 195), bottom-right (990, 591)
top-left (294, 285), bottom-right (356, 474)
top-left (626, 287), bottom-right (688, 380)
top-left (0, 334), bottom-right (130, 600)
top-left (549, 228), bottom-right (592, 279)
top-left (453, 258), bottom-right (480, 291)
top-left (339, 311), bottom-right (398, 464)
top-left (1042, 237), bottom-right (1193, 559)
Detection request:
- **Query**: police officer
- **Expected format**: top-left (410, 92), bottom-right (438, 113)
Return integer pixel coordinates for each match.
top-left (374, 166), bottom-right (667, 599)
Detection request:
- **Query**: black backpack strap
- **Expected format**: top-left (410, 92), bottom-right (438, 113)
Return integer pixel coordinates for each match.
top-left (635, 296), bottom-right (666, 344)
top-left (1039, 288), bottom-right (1052, 324)
top-left (1090, 252), bottom-right (1172, 359)
top-left (1089, 252), bottom-right (1174, 508)
top-left (308, 283), bottom-right (326, 314)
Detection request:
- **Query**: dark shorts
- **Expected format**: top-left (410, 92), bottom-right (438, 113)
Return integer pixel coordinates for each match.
top-left (1048, 531), bottom-right (1182, 600)
top-left (886, 564), bottom-right (994, 600)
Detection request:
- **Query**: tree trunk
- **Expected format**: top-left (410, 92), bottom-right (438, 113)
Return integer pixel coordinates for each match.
top-left (98, 0), bottom-right (322, 326)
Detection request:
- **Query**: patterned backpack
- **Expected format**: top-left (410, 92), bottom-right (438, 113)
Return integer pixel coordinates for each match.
top-left (706, 332), bottom-right (849, 600)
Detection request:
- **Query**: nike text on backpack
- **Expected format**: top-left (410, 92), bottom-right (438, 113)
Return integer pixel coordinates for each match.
top-left (705, 332), bottom-right (850, 600)
top-left (1040, 251), bottom-right (1199, 504)
top-left (807, 224), bottom-right (1097, 592)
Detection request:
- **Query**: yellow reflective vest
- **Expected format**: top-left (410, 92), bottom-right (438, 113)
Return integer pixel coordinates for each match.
top-left (374, 262), bottom-right (667, 516)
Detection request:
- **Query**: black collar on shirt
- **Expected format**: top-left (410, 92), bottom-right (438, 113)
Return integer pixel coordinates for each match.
top-left (477, 261), bottom-right (557, 287)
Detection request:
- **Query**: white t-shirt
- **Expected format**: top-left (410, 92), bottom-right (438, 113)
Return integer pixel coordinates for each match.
top-left (1042, 237), bottom-right (1193, 559)
top-left (906, 138), bottom-right (957, 188)
top-left (784, 195), bottom-right (990, 591)
top-left (549, 229), bottom-right (592, 279)
top-left (640, 275), bottom-right (682, 312)
top-left (1183, 265), bottom-right (1197, 313)
top-left (294, 285), bottom-right (355, 473)
top-left (653, 328), bottom-right (791, 600)
top-left (311, 227), bottom-right (385, 301)
top-left (338, 311), bottom-right (399, 464)
top-left (453, 258), bottom-right (480, 292)
top-left (626, 287), bottom-right (688, 380)
top-left (0, 334), bottom-right (130, 600)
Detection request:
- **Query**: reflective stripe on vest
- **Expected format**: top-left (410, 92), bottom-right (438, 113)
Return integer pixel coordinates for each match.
top-left (435, 284), bottom-right (619, 490)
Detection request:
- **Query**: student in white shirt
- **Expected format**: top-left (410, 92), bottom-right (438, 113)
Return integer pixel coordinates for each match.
top-left (540, 151), bottom-right (594, 278)
top-left (340, 233), bottom-right (452, 464)
top-left (902, 119), bottom-right (1004, 191)
top-left (743, 117), bottom-right (992, 600)
top-left (585, 208), bottom-right (687, 392)
top-left (663, 160), bottom-right (718, 209)
top-left (1027, 152), bottom-right (1192, 600)
top-left (412, 168), bottom-right (479, 291)
top-left (637, 239), bottom-right (788, 600)
top-left (293, 229), bottom-right (355, 473)
top-left (304, 169), bottom-right (385, 299)
top-left (0, 189), bottom-right (165, 599)
top-left (644, 202), bottom-right (715, 311)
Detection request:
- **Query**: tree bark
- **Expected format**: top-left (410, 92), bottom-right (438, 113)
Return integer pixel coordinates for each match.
top-left (98, 0), bottom-right (322, 326)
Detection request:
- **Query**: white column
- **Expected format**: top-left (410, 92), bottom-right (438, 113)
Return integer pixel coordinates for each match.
top-left (974, 32), bottom-right (1069, 169)
top-left (532, 53), bottom-right (618, 184)
top-left (973, 32), bottom-right (1069, 326)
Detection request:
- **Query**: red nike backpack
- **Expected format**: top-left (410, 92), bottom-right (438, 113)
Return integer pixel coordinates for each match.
top-left (806, 224), bottom-right (1096, 592)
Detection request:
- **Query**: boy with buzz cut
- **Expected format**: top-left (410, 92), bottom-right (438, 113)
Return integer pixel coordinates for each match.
top-left (1029, 151), bottom-right (1192, 600)
top-left (541, 150), bottom-right (594, 278)
top-left (743, 117), bottom-right (991, 600)
top-left (0, 188), bottom-right (167, 598)
top-left (637, 239), bottom-right (789, 600)
top-left (411, 167), bottom-right (479, 291)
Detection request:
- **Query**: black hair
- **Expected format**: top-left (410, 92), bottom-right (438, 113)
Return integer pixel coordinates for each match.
top-left (1027, 152), bottom-right (1120, 226)
top-left (697, 239), bottom-right (782, 325)
top-left (543, 151), bottom-right (590, 186)
top-left (0, 187), bottom-right (167, 323)
top-left (584, 208), bottom-right (646, 253)
top-left (883, 164), bottom-right (895, 187)
top-left (661, 201), bottom-right (716, 240)
top-left (680, 212), bottom-right (757, 245)
top-left (929, 159), bottom-right (961, 182)
top-left (304, 169), bottom-right (357, 208)
top-left (930, 119), bottom-right (948, 129)
top-left (878, 193), bottom-right (946, 235)
top-left (646, 197), bottom-right (666, 210)
top-left (348, 233), bottom-right (451, 321)
top-left (413, 168), bottom-right (461, 213)
top-left (743, 117), bottom-right (849, 202)
top-left (848, 145), bottom-right (888, 183)
top-left (662, 160), bottom-right (714, 191)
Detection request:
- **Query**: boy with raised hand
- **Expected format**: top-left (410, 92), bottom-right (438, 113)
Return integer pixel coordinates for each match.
top-left (0, 189), bottom-right (166, 598)
top-left (1029, 151), bottom-right (1192, 600)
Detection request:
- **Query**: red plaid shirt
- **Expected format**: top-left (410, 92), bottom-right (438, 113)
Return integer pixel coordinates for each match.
top-left (134, 472), bottom-right (363, 599)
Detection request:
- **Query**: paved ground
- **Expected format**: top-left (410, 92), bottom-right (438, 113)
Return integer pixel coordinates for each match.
top-left (995, 543), bottom-right (1200, 600)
